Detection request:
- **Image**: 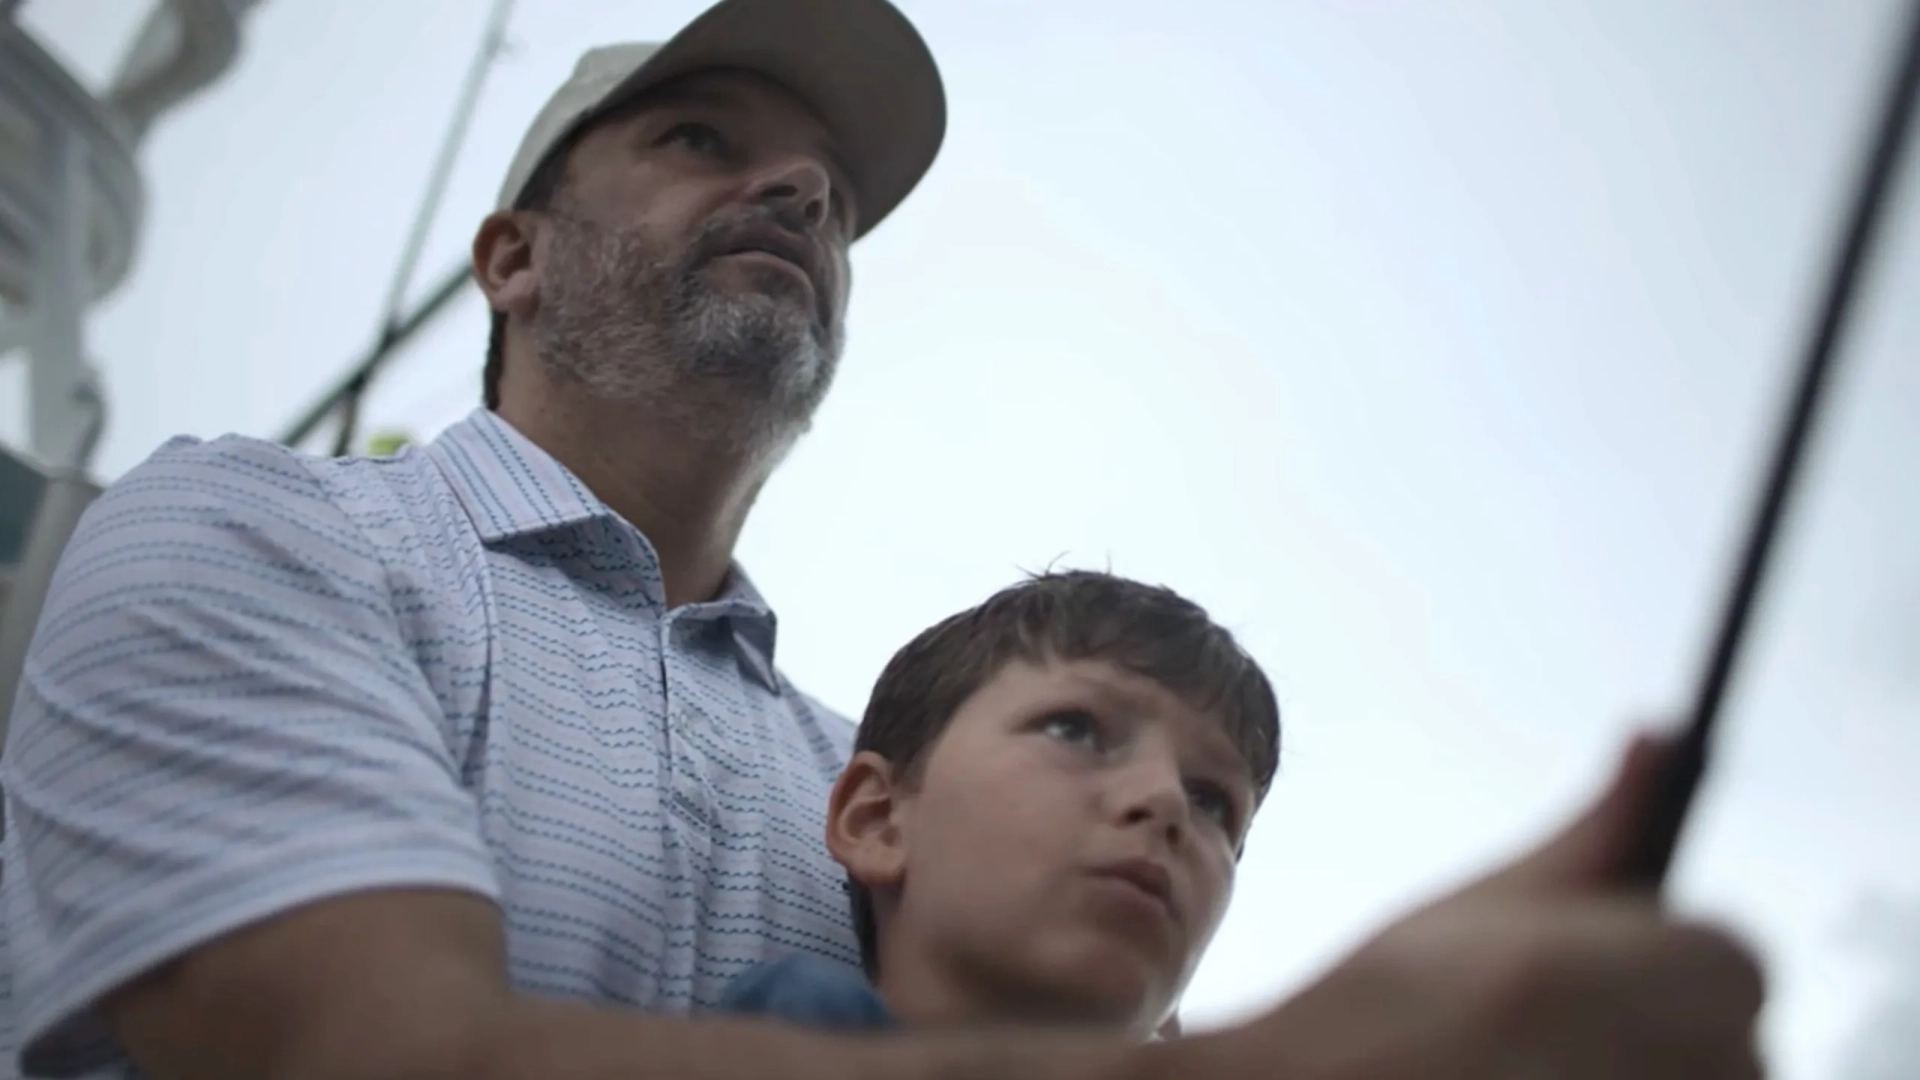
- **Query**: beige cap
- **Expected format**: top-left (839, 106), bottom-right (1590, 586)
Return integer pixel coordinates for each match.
top-left (496, 0), bottom-right (946, 239)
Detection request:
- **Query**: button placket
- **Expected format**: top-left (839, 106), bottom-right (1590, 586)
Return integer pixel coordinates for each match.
top-left (661, 617), bottom-right (715, 837)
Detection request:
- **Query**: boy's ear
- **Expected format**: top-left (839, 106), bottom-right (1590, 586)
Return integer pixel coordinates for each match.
top-left (825, 750), bottom-right (909, 893)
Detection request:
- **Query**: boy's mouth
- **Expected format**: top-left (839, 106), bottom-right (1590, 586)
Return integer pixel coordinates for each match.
top-left (1088, 858), bottom-right (1180, 925)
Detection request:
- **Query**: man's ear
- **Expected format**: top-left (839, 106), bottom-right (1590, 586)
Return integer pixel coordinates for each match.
top-left (471, 210), bottom-right (540, 323)
top-left (825, 751), bottom-right (909, 894)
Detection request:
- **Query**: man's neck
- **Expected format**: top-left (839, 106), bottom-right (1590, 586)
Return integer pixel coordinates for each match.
top-left (496, 382), bottom-right (781, 610)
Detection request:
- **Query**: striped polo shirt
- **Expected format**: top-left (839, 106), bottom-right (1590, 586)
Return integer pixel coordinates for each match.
top-left (0, 409), bottom-right (861, 1079)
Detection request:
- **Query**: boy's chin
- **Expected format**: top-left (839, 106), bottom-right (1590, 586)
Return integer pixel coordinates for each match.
top-left (999, 935), bottom-right (1184, 1035)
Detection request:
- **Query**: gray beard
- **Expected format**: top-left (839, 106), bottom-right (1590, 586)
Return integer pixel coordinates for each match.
top-left (530, 209), bottom-right (843, 454)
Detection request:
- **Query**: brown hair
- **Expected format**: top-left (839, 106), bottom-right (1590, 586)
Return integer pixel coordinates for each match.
top-left (846, 569), bottom-right (1281, 975)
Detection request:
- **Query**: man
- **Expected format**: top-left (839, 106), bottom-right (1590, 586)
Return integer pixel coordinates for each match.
top-left (0, 1), bottom-right (1765, 1078)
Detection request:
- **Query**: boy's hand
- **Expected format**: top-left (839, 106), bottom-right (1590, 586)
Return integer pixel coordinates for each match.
top-left (1179, 734), bottom-right (1765, 1080)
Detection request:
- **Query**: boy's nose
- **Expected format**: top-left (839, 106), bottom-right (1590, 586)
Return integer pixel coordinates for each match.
top-left (1116, 759), bottom-right (1191, 849)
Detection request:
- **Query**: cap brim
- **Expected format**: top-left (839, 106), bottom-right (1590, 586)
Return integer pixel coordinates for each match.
top-left (601, 0), bottom-right (946, 239)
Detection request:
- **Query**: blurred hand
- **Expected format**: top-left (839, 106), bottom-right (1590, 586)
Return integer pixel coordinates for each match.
top-left (1177, 733), bottom-right (1765, 1080)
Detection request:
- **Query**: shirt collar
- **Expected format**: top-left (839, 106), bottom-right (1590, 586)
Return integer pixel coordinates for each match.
top-left (709, 565), bottom-right (780, 688)
top-left (427, 408), bottom-right (782, 685)
top-left (427, 408), bottom-right (611, 542)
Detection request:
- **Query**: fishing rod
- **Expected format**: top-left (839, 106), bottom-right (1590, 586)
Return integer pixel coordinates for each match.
top-left (1621, 0), bottom-right (1920, 892)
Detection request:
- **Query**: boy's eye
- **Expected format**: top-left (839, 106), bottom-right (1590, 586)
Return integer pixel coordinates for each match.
top-left (1186, 780), bottom-right (1239, 833)
top-left (1038, 708), bottom-right (1104, 748)
top-left (661, 121), bottom-right (725, 155)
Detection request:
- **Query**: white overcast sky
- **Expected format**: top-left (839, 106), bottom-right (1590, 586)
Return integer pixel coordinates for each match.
top-left (8, 2), bottom-right (1920, 1078)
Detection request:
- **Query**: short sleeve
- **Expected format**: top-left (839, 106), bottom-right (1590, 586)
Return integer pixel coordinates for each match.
top-left (0, 437), bottom-right (500, 1077)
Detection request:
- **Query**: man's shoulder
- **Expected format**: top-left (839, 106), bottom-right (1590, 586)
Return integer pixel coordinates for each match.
top-left (94, 431), bottom-right (465, 555)
top-left (64, 433), bottom-right (358, 576)
top-left (42, 432), bottom-right (474, 654)
top-left (789, 688), bottom-right (856, 731)
top-left (112, 431), bottom-right (337, 506)
top-left (116, 431), bottom-right (441, 509)
top-left (774, 682), bottom-right (860, 762)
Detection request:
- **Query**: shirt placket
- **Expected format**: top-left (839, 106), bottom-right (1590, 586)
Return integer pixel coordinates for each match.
top-left (659, 615), bottom-right (716, 862)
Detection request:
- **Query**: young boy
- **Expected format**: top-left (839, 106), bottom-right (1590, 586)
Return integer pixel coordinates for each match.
top-left (718, 570), bottom-right (1281, 1037)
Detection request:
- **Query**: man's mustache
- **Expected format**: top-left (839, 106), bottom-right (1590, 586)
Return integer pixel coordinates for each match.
top-left (686, 207), bottom-right (834, 331)
top-left (689, 207), bottom-right (816, 264)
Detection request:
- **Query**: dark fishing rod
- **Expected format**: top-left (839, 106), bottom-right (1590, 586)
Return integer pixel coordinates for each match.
top-left (1621, 0), bottom-right (1920, 891)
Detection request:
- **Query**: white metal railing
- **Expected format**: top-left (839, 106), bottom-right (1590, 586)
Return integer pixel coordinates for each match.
top-left (0, 18), bottom-right (140, 471)
top-left (1, 0), bottom-right (262, 472)
top-left (0, 0), bottom-right (264, 752)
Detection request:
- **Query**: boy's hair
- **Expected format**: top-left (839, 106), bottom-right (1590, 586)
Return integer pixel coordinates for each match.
top-left (846, 569), bottom-right (1282, 976)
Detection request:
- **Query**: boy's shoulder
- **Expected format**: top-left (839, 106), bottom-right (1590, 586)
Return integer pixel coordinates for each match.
top-left (717, 954), bottom-right (895, 1031)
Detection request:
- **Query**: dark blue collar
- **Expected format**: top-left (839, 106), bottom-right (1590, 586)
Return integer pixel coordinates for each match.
top-left (718, 954), bottom-right (895, 1031)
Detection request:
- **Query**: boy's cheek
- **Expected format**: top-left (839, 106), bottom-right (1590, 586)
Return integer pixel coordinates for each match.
top-left (1185, 859), bottom-right (1238, 943)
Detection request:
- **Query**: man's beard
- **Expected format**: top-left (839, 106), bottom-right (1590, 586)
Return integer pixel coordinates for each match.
top-left (530, 207), bottom-right (844, 453)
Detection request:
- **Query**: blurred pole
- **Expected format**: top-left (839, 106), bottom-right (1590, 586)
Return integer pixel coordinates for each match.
top-left (277, 0), bottom-right (514, 454)
top-left (376, 0), bottom-right (514, 335)
top-left (277, 261), bottom-right (473, 449)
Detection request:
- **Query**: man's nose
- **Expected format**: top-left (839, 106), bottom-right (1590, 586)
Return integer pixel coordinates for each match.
top-left (750, 152), bottom-right (833, 229)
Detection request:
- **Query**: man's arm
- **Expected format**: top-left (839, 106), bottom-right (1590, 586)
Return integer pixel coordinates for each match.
top-left (100, 739), bottom-right (1770, 1080)
top-left (2, 437), bottom-right (501, 1076)
top-left (5, 438), bottom-right (1768, 1080)
top-left (101, 887), bottom-right (1155, 1080)
top-left (96, 740), bottom-right (1768, 1080)
top-left (0, 440), bottom-right (1156, 1080)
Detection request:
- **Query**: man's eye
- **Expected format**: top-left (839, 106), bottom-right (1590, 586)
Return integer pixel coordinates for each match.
top-left (1187, 781), bottom-right (1238, 832)
top-left (1039, 709), bottom-right (1103, 747)
top-left (661, 122), bottom-right (724, 155)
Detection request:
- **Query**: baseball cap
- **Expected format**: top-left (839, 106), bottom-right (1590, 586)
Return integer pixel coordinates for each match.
top-left (496, 0), bottom-right (946, 239)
